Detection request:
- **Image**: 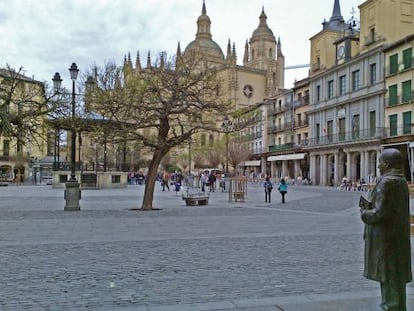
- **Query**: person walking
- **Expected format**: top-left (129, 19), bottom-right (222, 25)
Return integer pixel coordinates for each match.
top-left (162, 171), bottom-right (170, 191)
top-left (200, 171), bottom-right (209, 192)
top-left (278, 178), bottom-right (288, 203)
top-left (263, 176), bottom-right (273, 203)
top-left (360, 148), bottom-right (412, 311)
top-left (208, 173), bottom-right (216, 192)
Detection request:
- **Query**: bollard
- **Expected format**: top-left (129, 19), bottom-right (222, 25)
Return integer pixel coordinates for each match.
top-left (64, 181), bottom-right (81, 211)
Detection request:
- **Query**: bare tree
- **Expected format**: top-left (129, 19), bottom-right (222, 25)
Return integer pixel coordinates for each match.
top-left (228, 137), bottom-right (252, 175)
top-left (205, 146), bottom-right (222, 168)
top-left (87, 56), bottom-right (230, 210)
top-left (0, 65), bottom-right (61, 155)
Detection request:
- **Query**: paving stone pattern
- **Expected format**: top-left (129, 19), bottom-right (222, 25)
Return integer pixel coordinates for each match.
top-left (0, 184), bottom-right (406, 310)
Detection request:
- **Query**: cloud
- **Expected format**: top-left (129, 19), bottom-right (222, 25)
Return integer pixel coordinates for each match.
top-left (0, 0), bottom-right (361, 87)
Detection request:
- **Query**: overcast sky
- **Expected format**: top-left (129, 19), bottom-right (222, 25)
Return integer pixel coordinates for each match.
top-left (0, 0), bottom-right (361, 89)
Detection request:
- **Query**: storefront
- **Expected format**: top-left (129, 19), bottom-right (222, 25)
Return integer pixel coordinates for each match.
top-left (267, 153), bottom-right (308, 181)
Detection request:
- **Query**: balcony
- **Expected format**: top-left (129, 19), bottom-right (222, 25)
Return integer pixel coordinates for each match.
top-left (386, 125), bottom-right (413, 138)
top-left (245, 132), bottom-right (263, 140)
top-left (267, 123), bottom-right (293, 134)
top-left (267, 106), bottom-right (287, 117)
top-left (294, 96), bottom-right (309, 108)
top-left (386, 60), bottom-right (413, 76)
top-left (311, 63), bottom-right (320, 72)
top-left (268, 142), bottom-right (296, 152)
top-left (306, 127), bottom-right (386, 147)
top-left (250, 147), bottom-right (266, 155)
top-left (0, 155), bottom-right (11, 161)
top-left (386, 92), bottom-right (414, 107)
top-left (364, 32), bottom-right (383, 46)
top-left (293, 119), bottom-right (309, 129)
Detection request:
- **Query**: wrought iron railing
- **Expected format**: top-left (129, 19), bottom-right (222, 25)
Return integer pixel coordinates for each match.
top-left (268, 142), bottom-right (296, 152)
top-left (53, 161), bottom-right (129, 172)
top-left (305, 127), bottom-right (386, 147)
top-left (385, 92), bottom-right (414, 107)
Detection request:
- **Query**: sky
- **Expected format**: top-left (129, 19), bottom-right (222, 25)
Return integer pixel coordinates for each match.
top-left (0, 0), bottom-right (361, 90)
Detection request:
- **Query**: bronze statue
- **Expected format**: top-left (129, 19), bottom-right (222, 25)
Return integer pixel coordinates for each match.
top-left (360, 148), bottom-right (412, 310)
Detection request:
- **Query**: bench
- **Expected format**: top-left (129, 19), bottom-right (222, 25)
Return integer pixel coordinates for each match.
top-left (182, 188), bottom-right (209, 206)
top-left (183, 196), bottom-right (209, 206)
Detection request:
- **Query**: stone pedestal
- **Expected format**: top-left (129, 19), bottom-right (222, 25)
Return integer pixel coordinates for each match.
top-left (64, 181), bottom-right (81, 211)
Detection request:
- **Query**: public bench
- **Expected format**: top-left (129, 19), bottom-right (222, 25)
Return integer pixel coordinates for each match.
top-left (182, 188), bottom-right (209, 206)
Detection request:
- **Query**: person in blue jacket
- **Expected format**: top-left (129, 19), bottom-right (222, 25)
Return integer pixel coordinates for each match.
top-left (263, 176), bottom-right (273, 203)
top-left (278, 178), bottom-right (288, 203)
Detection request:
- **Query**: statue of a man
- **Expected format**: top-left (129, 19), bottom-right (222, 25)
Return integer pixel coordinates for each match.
top-left (360, 148), bottom-right (412, 310)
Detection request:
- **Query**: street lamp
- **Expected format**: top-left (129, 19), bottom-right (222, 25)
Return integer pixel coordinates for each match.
top-left (52, 63), bottom-right (81, 211)
top-left (222, 115), bottom-right (233, 175)
top-left (188, 137), bottom-right (192, 176)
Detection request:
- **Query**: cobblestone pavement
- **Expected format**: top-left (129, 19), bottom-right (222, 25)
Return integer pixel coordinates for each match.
top-left (0, 183), bottom-right (412, 310)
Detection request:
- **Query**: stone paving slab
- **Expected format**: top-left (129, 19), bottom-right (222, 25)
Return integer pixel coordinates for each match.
top-left (0, 184), bottom-right (413, 310)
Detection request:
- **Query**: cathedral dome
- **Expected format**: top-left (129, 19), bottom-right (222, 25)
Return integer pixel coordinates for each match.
top-left (251, 8), bottom-right (276, 43)
top-left (183, 1), bottom-right (225, 61)
top-left (184, 38), bottom-right (224, 60)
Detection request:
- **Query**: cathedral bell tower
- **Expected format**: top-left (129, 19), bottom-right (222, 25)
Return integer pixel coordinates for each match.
top-left (244, 7), bottom-right (284, 94)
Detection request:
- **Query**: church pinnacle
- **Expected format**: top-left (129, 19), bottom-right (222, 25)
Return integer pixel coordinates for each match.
top-left (322, 0), bottom-right (345, 31)
top-left (330, 0), bottom-right (344, 23)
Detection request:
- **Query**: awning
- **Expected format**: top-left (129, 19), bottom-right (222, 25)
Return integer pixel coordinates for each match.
top-left (267, 153), bottom-right (306, 161)
top-left (242, 160), bottom-right (261, 166)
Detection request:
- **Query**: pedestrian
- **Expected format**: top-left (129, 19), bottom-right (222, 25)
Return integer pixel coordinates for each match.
top-left (278, 178), bottom-right (288, 203)
top-left (263, 176), bottom-right (273, 203)
top-left (162, 171), bottom-right (170, 191)
top-left (208, 172), bottom-right (216, 192)
top-left (200, 171), bottom-right (209, 192)
top-left (360, 148), bottom-right (412, 311)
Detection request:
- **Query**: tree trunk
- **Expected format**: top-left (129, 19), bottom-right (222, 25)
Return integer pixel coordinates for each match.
top-left (140, 150), bottom-right (165, 210)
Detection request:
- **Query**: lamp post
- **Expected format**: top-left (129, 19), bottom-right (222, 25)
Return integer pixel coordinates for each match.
top-left (52, 63), bottom-right (81, 211)
top-left (188, 138), bottom-right (192, 176)
top-left (222, 116), bottom-right (233, 175)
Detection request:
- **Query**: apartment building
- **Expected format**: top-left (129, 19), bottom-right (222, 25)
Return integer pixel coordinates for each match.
top-left (383, 34), bottom-right (414, 181)
top-left (304, 0), bottom-right (414, 186)
top-left (0, 68), bottom-right (48, 183)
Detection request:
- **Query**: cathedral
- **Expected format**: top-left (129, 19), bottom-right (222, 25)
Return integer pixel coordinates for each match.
top-left (181, 1), bottom-right (285, 110)
top-left (121, 1), bottom-right (286, 170)
top-left (124, 1), bottom-right (285, 112)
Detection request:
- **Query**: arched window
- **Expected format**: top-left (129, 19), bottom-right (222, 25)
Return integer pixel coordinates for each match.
top-left (209, 134), bottom-right (214, 147)
top-left (201, 134), bottom-right (206, 146)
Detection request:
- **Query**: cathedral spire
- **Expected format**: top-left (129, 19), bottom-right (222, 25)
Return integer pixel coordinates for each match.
top-left (160, 52), bottom-right (165, 69)
top-left (277, 37), bottom-right (283, 57)
top-left (243, 40), bottom-right (249, 64)
top-left (322, 0), bottom-right (345, 31)
top-left (146, 51), bottom-right (151, 69)
top-left (226, 39), bottom-right (232, 60)
top-left (259, 6), bottom-right (267, 27)
top-left (127, 52), bottom-right (132, 67)
top-left (135, 51), bottom-right (141, 71)
top-left (202, 0), bottom-right (206, 15)
top-left (196, 0), bottom-right (212, 40)
top-left (176, 41), bottom-right (181, 57)
top-left (330, 0), bottom-right (344, 22)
